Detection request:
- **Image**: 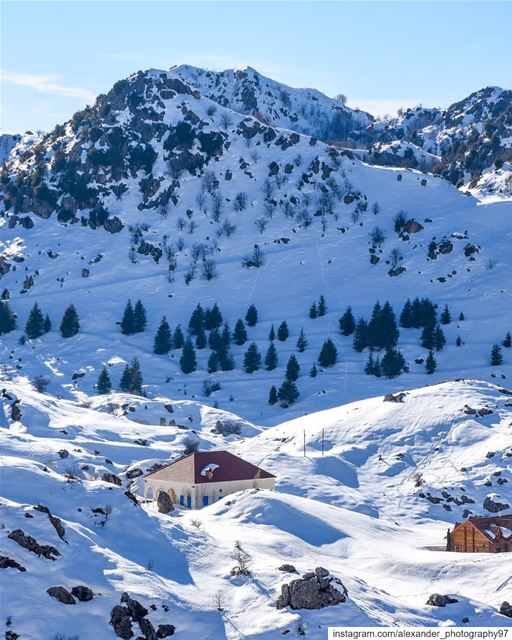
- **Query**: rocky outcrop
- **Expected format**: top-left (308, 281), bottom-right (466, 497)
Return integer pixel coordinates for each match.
top-left (121, 591), bottom-right (148, 621)
top-left (47, 586), bottom-right (76, 605)
top-left (500, 601), bottom-right (512, 618)
top-left (278, 564), bottom-right (297, 573)
top-left (0, 555), bottom-right (26, 571)
top-left (33, 504), bottom-right (66, 541)
top-left (157, 490), bottom-right (173, 514)
top-left (276, 567), bottom-right (348, 610)
top-left (483, 494), bottom-right (510, 513)
top-left (426, 593), bottom-right (458, 607)
top-left (156, 625), bottom-right (175, 638)
top-left (102, 472), bottom-right (122, 486)
top-left (110, 605), bottom-right (133, 639)
top-left (126, 467), bottom-right (143, 479)
top-left (71, 585), bottom-right (93, 601)
top-left (7, 529), bottom-right (60, 560)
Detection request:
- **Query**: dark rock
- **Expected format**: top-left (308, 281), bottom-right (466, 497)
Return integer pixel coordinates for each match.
top-left (426, 593), bottom-right (458, 607)
top-left (111, 605), bottom-right (133, 639)
top-left (104, 216), bottom-right (124, 234)
top-left (126, 468), bottom-right (143, 479)
top-left (7, 529), bottom-right (60, 560)
top-left (47, 586), bottom-right (76, 605)
top-left (384, 392), bottom-right (406, 403)
top-left (34, 504), bottom-right (66, 541)
top-left (388, 266), bottom-right (406, 277)
top-left (124, 490), bottom-right (139, 506)
top-left (156, 625), bottom-right (176, 638)
top-left (71, 585), bottom-right (93, 601)
top-left (276, 567), bottom-right (348, 610)
top-left (500, 601), bottom-right (512, 618)
top-left (404, 219), bottom-right (424, 234)
top-left (0, 555), bottom-right (26, 571)
top-left (121, 592), bottom-right (148, 621)
top-left (157, 491), bottom-right (173, 514)
top-left (102, 472), bottom-right (122, 486)
top-left (370, 254), bottom-right (380, 265)
top-left (10, 402), bottom-right (22, 421)
top-left (483, 495), bottom-right (510, 513)
top-left (58, 448), bottom-right (70, 458)
top-left (278, 564), bottom-right (297, 573)
top-left (437, 238), bottom-right (453, 254)
top-left (139, 618), bottom-right (157, 640)
top-left (477, 408), bottom-right (493, 416)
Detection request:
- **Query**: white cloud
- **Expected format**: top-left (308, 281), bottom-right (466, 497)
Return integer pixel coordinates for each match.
top-left (2, 71), bottom-right (95, 102)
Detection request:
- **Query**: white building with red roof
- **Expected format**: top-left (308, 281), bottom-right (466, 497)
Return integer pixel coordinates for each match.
top-left (144, 450), bottom-right (276, 509)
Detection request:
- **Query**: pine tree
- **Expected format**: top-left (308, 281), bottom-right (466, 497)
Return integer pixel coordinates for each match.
top-left (353, 319), bottom-right (369, 352)
top-left (243, 342), bottom-right (261, 373)
top-left (381, 347), bottom-right (405, 378)
top-left (189, 303), bottom-right (205, 335)
top-left (0, 301), bottom-right (16, 334)
top-left (208, 328), bottom-right (221, 352)
top-left (120, 365), bottom-right (132, 392)
top-left (309, 302), bottom-right (318, 319)
top-left (410, 297), bottom-right (423, 328)
top-left (421, 320), bottom-right (435, 350)
top-left (25, 303), bottom-right (45, 339)
top-left (420, 298), bottom-right (437, 327)
top-left (296, 328), bottom-right (308, 353)
top-left (264, 342), bottom-right (278, 371)
top-left (400, 299), bottom-right (413, 328)
top-left (459, 312), bottom-right (465, 321)
top-left (129, 357), bottom-right (143, 394)
top-left (277, 321), bottom-right (289, 342)
top-left (207, 351), bottom-right (219, 373)
top-left (425, 351), bottom-right (437, 374)
top-left (433, 324), bottom-right (446, 351)
top-left (318, 338), bottom-right (337, 367)
top-left (268, 385), bottom-right (278, 405)
top-left (180, 338), bottom-right (197, 373)
top-left (121, 300), bottom-right (135, 335)
top-left (456, 335), bottom-right (462, 347)
top-left (268, 324), bottom-right (275, 341)
top-left (219, 351), bottom-right (235, 371)
top-left (233, 319), bottom-right (247, 345)
top-left (440, 304), bottom-right (451, 325)
top-left (153, 316), bottom-right (172, 355)
top-left (491, 344), bottom-right (503, 366)
top-left (365, 352), bottom-right (376, 375)
top-left (173, 324), bottom-right (184, 349)
top-left (310, 364), bottom-right (318, 378)
top-left (245, 304), bottom-right (258, 327)
top-left (285, 354), bottom-right (300, 381)
top-left (133, 300), bottom-right (147, 333)
top-left (278, 379), bottom-right (299, 405)
top-left (379, 301), bottom-right (399, 349)
top-left (367, 301), bottom-right (382, 348)
top-left (43, 314), bottom-right (51, 334)
top-left (96, 366), bottom-right (112, 394)
top-left (374, 356), bottom-right (382, 377)
top-left (339, 306), bottom-right (355, 336)
top-left (317, 295), bottom-right (327, 316)
top-left (204, 303), bottom-right (223, 330)
top-left (502, 332), bottom-right (512, 348)
top-left (60, 304), bottom-right (80, 338)
top-left (220, 323), bottom-right (231, 351)
top-left (195, 327), bottom-right (207, 349)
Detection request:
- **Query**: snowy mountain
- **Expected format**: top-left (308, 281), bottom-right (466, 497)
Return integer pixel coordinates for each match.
top-left (1, 67), bottom-right (512, 426)
top-left (365, 87), bottom-right (512, 200)
top-left (169, 64), bottom-right (372, 142)
top-left (0, 132), bottom-right (40, 166)
top-left (1, 378), bottom-right (511, 639)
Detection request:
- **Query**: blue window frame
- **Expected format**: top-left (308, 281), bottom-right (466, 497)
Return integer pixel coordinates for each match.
top-left (187, 495), bottom-right (192, 509)
top-left (203, 496), bottom-right (209, 506)
top-left (179, 495), bottom-right (185, 506)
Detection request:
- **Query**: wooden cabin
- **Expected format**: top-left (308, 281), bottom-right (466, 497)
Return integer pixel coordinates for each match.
top-left (447, 515), bottom-right (512, 553)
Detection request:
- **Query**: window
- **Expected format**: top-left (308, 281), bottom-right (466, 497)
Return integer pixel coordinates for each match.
top-left (179, 495), bottom-right (185, 506)
top-left (455, 545), bottom-right (463, 552)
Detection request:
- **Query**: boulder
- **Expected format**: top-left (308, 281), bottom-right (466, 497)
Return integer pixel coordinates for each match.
top-left (34, 504), bottom-right (66, 541)
top-left (121, 592), bottom-right (148, 621)
top-left (102, 472), bottom-right (122, 486)
top-left (276, 567), bottom-right (348, 610)
top-left (7, 529), bottom-right (60, 560)
top-left (384, 392), bottom-right (406, 403)
top-left (71, 585), bottom-right (93, 601)
top-left (139, 618), bottom-right (157, 640)
top-left (110, 605), bottom-right (133, 639)
top-left (0, 555), bottom-right (26, 572)
top-left (426, 593), bottom-right (458, 607)
top-left (278, 564), bottom-right (297, 573)
top-left (126, 468), bottom-right (143, 479)
top-left (483, 494), bottom-right (510, 513)
top-left (157, 491), bottom-right (173, 514)
top-left (388, 266), bottom-right (406, 277)
top-left (156, 625), bottom-right (176, 638)
top-left (404, 219), bottom-right (424, 234)
top-left (500, 601), bottom-right (512, 618)
top-left (47, 586), bottom-right (76, 605)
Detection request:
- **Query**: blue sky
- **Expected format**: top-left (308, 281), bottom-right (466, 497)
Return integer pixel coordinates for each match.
top-left (1, 1), bottom-right (511, 132)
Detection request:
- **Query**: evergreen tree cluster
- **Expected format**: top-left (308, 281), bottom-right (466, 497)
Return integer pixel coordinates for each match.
top-left (121, 299), bottom-right (147, 335)
top-left (353, 301), bottom-right (399, 352)
top-left (120, 357), bottom-right (144, 394)
top-left (309, 295), bottom-right (327, 319)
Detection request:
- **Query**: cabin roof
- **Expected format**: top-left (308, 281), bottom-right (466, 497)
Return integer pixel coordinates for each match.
top-left (144, 450), bottom-right (276, 484)
top-left (452, 515), bottom-right (512, 542)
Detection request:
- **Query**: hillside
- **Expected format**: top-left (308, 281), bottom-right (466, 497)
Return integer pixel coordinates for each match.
top-left (1, 67), bottom-right (512, 426)
top-left (1, 378), bottom-right (511, 639)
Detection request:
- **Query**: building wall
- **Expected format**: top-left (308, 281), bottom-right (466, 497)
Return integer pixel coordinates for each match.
top-left (144, 476), bottom-right (276, 509)
top-left (451, 524), bottom-right (510, 552)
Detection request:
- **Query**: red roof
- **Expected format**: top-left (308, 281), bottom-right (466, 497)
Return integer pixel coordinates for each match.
top-left (144, 450), bottom-right (275, 484)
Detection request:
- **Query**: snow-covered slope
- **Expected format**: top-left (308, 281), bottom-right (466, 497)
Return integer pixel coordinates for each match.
top-left (1, 68), bottom-right (512, 426)
top-left (1, 378), bottom-right (511, 639)
top-left (0, 131), bottom-right (39, 166)
top-left (169, 64), bottom-right (372, 141)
